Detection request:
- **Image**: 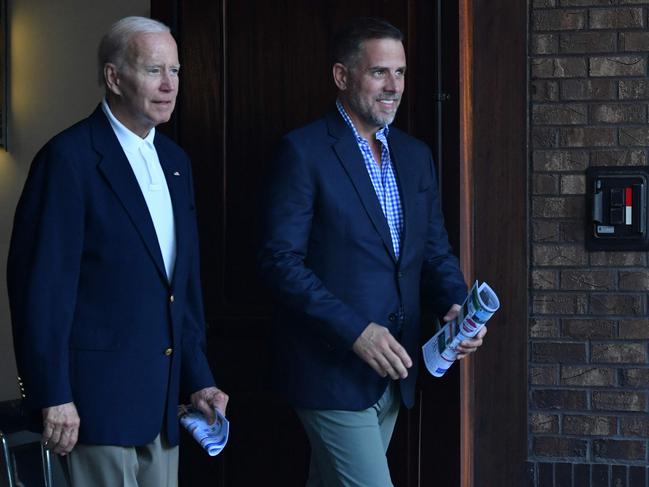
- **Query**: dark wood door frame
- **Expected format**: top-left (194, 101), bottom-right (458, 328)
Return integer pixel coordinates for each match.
top-left (459, 1), bottom-right (528, 486)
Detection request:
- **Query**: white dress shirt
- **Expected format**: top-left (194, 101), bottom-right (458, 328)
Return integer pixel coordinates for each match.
top-left (102, 99), bottom-right (176, 282)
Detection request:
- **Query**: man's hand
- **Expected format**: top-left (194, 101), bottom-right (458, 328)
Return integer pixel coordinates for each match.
top-left (42, 402), bottom-right (80, 455)
top-left (442, 304), bottom-right (488, 359)
top-left (352, 322), bottom-right (413, 380)
top-left (190, 386), bottom-right (229, 425)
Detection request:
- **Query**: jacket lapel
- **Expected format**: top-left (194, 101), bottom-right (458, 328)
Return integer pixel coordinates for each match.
top-left (388, 132), bottom-right (418, 264)
top-left (90, 106), bottom-right (168, 284)
top-left (156, 139), bottom-right (188, 289)
top-left (327, 111), bottom-right (397, 262)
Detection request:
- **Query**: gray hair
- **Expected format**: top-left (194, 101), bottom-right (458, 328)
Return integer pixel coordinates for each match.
top-left (97, 16), bottom-right (170, 85)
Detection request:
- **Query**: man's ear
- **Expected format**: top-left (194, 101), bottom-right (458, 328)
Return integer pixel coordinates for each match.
top-left (333, 63), bottom-right (349, 91)
top-left (104, 64), bottom-right (121, 96)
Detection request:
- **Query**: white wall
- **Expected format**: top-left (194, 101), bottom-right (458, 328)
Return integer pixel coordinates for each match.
top-left (0, 0), bottom-right (150, 401)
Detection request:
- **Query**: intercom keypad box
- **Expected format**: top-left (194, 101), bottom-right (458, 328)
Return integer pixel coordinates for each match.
top-left (586, 166), bottom-right (649, 251)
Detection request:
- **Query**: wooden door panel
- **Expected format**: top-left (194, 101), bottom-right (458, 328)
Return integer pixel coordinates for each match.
top-left (152, 1), bottom-right (460, 485)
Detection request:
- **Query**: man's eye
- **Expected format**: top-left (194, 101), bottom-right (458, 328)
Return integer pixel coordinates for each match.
top-left (372, 70), bottom-right (385, 77)
top-left (170, 68), bottom-right (180, 75)
top-left (147, 68), bottom-right (161, 74)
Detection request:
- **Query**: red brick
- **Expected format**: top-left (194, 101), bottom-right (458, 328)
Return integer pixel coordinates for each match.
top-left (532, 221), bottom-right (559, 242)
top-left (533, 293), bottom-right (588, 314)
top-left (531, 365), bottom-right (559, 385)
top-left (590, 251), bottom-right (646, 266)
top-left (532, 437), bottom-right (587, 459)
top-left (589, 8), bottom-right (644, 29)
top-left (533, 34), bottom-right (559, 55)
top-left (534, 10), bottom-right (587, 31)
top-left (591, 103), bottom-right (647, 124)
top-left (560, 269), bottom-right (615, 290)
top-left (532, 342), bottom-right (587, 363)
top-left (532, 57), bottom-right (588, 78)
top-left (563, 415), bottom-right (616, 435)
top-left (533, 245), bottom-right (588, 267)
top-left (590, 56), bottom-right (646, 77)
top-left (593, 439), bottom-right (645, 461)
top-left (558, 221), bottom-right (584, 243)
top-left (621, 368), bottom-right (649, 387)
top-left (560, 127), bottom-right (616, 147)
top-left (533, 173), bottom-right (559, 194)
top-left (621, 32), bottom-right (649, 51)
top-left (533, 196), bottom-right (584, 218)
top-left (591, 149), bottom-right (647, 166)
top-left (590, 294), bottom-right (643, 316)
top-left (560, 31), bottom-right (616, 53)
top-left (619, 319), bottom-right (649, 339)
top-left (533, 270), bottom-right (558, 290)
top-left (621, 416), bottom-right (649, 436)
top-left (532, 80), bottom-right (560, 102)
top-left (562, 79), bottom-right (616, 100)
top-left (560, 366), bottom-right (617, 386)
top-left (620, 79), bottom-right (649, 100)
top-left (562, 319), bottom-right (616, 339)
top-left (532, 127), bottom-right (559, 148)
top-left (532, 389), bottom-right (588, 410)
top-left (620, 127), bottom-right (649, 146)
top-left (560, 175), bottom-right (586, 194)
top-left (531, 318), bottom-right (560, 338)
top-left (619, 271), bottom-right (649, 291)
top-left (593, 391), bottom-right (647, 412)
top-left (533, 103), bottom-right (588, 125)
top-left (531, 413), bottom-right (560, 433)
top-left (533, 150), bottom-right (589, 171)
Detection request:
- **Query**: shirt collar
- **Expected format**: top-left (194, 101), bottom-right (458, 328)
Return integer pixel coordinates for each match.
top-left (101, 98), bottom-right (156, 154)
top-left (335, 98), bottom-right (390, 143)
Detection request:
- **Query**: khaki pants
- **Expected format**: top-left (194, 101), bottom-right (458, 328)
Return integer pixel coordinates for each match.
top-left (64, 434), bottom-right (178, 487)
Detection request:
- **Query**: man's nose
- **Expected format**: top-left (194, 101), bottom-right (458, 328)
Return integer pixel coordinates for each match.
top-left (160, 72), bottom-right (177, 91)
top-left (384, 73), bottom-right (401, 92)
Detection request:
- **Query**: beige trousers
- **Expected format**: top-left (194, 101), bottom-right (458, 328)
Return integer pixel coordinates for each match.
top-left (64, 434), bottom-right (179, 487)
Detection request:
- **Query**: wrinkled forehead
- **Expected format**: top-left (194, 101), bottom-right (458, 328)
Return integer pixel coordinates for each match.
top-left (126, 31), bottom-right (179, 65)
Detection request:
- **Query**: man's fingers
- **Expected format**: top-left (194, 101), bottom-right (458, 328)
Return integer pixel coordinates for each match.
top-left (197, 399), bottom-right (216, 424)
top-left (366, 358), bottom-right (387, 378)
top-left (389, 341), bottom-right (413, 369)
top-left (353, 322), bottom-right (413, 379)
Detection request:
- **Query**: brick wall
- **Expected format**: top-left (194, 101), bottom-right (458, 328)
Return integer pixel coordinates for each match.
top-left (529, 0), bottom-right (649, 486)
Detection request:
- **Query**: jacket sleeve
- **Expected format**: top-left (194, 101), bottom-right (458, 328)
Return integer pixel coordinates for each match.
top-left (258, 137), bottom-right (368, 351)
top-left (420, 153), bottom-right (468, 315)
top-left (180, 158), bottom-right (216, 395)
top-left (7, 143), bottom-right (84, 410)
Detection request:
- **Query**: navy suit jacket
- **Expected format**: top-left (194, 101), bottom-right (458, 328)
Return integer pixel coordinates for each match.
top-left (259, 109), bottom-right (467, 410)
top-left (7, 106), bottom-right (215, 446)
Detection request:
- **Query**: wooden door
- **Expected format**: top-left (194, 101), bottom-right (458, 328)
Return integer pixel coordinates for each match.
top-left (151, 1), bottom-right (463, 485)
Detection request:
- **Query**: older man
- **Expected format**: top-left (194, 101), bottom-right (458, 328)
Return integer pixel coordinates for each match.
top-left (259, 17), bottom-right (486, 486)
top-left (7, 16), bottom-right (227, 487)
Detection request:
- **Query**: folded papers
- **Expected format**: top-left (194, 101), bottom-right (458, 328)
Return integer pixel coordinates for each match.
top-left (422, 281), bottom-right (500, 377)
top-left (179, 407), bottom-right (230, 456)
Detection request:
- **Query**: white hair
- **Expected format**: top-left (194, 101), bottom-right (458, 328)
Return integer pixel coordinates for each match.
top-left (97, 16), bottom-right (170, 85)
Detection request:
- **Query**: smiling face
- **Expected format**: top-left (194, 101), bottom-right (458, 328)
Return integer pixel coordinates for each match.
top-left (334, 38), bottom-right (406, 139)
top-left (105, 31), bottom-right (179, 137)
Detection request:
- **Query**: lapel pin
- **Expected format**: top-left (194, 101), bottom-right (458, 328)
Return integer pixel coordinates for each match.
top-left (173, 171), bottom-right (181, 176)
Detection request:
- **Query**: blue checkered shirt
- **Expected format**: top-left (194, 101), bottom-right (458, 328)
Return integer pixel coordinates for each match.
top-left (336, 100), bottom-right (404, 258)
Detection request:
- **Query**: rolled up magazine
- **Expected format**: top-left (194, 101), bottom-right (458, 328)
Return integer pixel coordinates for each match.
top-left (422, 281), bottom-right (499, 377)
top-left (179, 407), bottom-right (230, 456)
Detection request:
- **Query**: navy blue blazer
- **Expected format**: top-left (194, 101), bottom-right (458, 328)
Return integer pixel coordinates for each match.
top-left (7, 106), bottom-right (215, 446)
top-left (259, 109), bottom-right (467, 411)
